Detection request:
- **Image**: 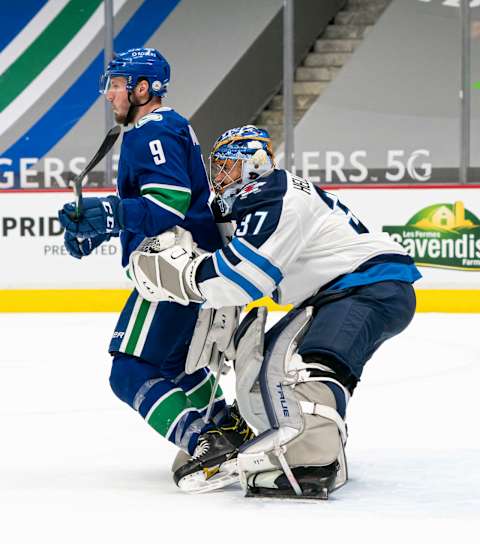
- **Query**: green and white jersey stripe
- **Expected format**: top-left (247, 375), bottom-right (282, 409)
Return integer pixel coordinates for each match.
top-left (145, 384), bottom-right (224, 441)
top-left (0, 0), bottom-right (128, 137)
top-left (164, 407), bottom-right (197, 441)
top-left (146, 388), bottom-right (190, 438)
top-left (119, 296), bottom-right (158, 357)
top-left (141, 183), bottom-right (191, 219)
top-left (0, 0), bottom-right (69, 75)
top-left (186, 372), bottom-right (224, 411)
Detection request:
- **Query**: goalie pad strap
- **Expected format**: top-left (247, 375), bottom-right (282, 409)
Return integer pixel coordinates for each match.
top-left (275, 446), bottom-right (303, 496)
top-left (287, 355), bottom-right (351, 404)
top-left (300, 401), bottom-right (347, 444)
top-left (301, 353), bottom-right (359, 394)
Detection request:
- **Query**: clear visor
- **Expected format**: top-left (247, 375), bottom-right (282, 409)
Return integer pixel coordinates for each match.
top-left (209, 157), bottom-right (242, 195)
top-left (99, 74), bottom-right (129, 95)
top-left (99, 73), bottom-right (111, 95)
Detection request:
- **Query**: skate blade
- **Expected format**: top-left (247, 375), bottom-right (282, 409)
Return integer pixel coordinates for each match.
top-left (246, 486), bottom-right (330, 500)
top-left (177, 459), bottom-right (239, 494)
top-left (245, 487), bottom-right (330, 501)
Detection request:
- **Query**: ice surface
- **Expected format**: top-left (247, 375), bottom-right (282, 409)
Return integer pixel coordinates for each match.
top-left (0, 312), bottom-right (479, 543)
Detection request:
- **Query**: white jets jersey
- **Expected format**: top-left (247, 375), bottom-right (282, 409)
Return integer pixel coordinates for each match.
top-left (196, 169), bottom-right (420, 309)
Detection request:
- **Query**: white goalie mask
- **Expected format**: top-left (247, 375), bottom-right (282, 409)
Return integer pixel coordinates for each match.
top-left (209, 125), bottom-right (274, 216)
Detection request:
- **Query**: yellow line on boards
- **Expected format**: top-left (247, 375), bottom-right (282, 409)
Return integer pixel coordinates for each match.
top-left (414, 290), bottom-right (480, 313)
top-left (0, 290), bottom-right (479, 313)
top-left (0, 290), bottom-right (131, 312)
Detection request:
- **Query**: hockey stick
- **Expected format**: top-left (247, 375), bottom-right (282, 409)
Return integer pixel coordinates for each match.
top-left (203, 346), bottom-right (225, 423)
top-left (202, 224), bottom-right (235, 424)
top-left (69, 124), bottom-right (121, 220)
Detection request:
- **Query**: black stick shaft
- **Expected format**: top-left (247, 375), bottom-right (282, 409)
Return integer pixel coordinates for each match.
top-left (71, 125), bottom-right (121, 219)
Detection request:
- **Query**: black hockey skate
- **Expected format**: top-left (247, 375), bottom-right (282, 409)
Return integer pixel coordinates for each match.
top-left (174, 403), bottom-right (255, 493)
top-left (246, 462), bottom-right (339, 500)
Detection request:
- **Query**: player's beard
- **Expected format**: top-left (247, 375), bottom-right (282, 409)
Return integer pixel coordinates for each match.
top-left (113, 110), bottom-right (127, 125)
top-left (114, 100), bottom-right (138, 126)
top-left (111, 98), bottom-right (130, 125)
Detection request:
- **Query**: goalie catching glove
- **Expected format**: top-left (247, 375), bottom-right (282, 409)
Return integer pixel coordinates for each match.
top-left (128, 227), bottom-right (207, 305)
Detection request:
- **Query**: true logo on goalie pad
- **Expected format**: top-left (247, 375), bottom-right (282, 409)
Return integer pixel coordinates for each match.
top-left (276, 383), bottom-right (290, 417)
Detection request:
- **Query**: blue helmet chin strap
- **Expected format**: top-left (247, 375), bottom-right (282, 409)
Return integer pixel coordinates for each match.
top-left (125, 83), bottom-right (155, 126)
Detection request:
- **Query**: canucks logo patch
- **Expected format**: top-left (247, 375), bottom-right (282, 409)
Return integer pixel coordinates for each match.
top-left (239, 182), bottom-right (266, 199)
top-left (136, 113), bottom-right (163, 128)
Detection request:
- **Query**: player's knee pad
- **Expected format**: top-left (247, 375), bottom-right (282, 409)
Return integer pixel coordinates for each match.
top-left (233, 307), bottom-right (349, 495)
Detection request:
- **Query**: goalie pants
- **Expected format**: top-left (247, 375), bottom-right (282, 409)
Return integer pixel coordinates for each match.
top-left (270, 280), bottom-right (416, 396)
top-left (108, 290), bottom-right (227, 453)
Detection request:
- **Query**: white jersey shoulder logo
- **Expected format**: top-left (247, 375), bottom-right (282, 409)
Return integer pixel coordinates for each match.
top-left (136, 113), bottom-right (163, 128)
top-left (239, 181), bottom-right (266, 199)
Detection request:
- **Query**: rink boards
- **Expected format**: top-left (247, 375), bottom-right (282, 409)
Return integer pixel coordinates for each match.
top-left (1, 185), bottom-right (480, 312)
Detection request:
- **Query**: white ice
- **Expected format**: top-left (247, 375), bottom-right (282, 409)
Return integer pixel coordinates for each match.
top-left (0, 312), bottom-right (479, 544)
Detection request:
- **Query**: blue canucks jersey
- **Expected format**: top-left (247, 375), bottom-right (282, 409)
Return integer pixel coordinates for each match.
top-left (116, 107), bottom-right (222, 267)
top-left (196, 169), bottom-right (421, 308)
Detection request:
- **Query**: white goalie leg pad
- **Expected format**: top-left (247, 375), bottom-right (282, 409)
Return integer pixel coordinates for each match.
top-left (233, 306), bottom-right (269, 432)
top-left (233, 307), bottom-right (314, 495)
top-left (185, 306), bottom-right (240, 374)
top-left (233, 306), bottom-right (350, 494)
top-left (238, 382), bottom-right (349, 494)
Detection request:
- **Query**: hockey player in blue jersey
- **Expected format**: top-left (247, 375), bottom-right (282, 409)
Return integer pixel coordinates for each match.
top-left (58, 49), bottom-right (253, 491)
top-left (127, 124), bottom-right (422, 498)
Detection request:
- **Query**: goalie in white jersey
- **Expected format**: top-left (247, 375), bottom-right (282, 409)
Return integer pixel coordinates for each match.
top-left (128, 125), bottom-right (421, 498)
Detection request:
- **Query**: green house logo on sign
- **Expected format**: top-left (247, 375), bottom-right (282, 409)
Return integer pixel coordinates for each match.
top-left (383, 202), bottom-right (480, 270)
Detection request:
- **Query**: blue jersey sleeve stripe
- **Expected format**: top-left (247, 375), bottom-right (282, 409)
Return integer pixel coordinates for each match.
top-left (231, 238), bottom-right (283, 284)
top-left (214, 251), bottom-right (263, 301)
top-left (221, 246), bottom-right (241, 267)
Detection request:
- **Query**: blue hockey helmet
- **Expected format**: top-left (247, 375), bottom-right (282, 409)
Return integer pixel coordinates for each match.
top-left (210, 125), bottom-right (274, 215)
top-left (99, 48), bottom-right (170, 97)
